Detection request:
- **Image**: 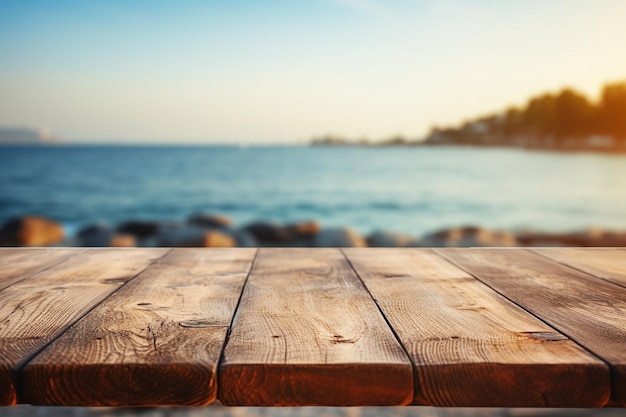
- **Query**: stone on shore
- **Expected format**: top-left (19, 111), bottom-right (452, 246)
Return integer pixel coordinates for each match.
top-left (243, 221), bottom-right (296, 244)
top-left (156, 226), bottom-right (236, 247)
top-left (109, 234), bottom-right (136, 247)
top-left (204, 230), bottom-right (237, 247)
top-left (77, 223), bottom-right (136, 247)
top-left (287, 220), bottom-right (321, 238)
top-left (117, 220), bottom-right (161, 238)
top-left (187, 212), bottom-right (233, 229)
top-left (0, 216), bottom-right (64, 246)
top-left (516, 227), bottom-right (626, 247)
top-left (232, 229), bottom-right (258, 247)
top-left (313, 227), bottom-right (366, 247)
top-left (156, 226), bottom-right (203, 247)
top-left (589, 230), bottom-right (626, 246)
top-left (77, 223), bottom-right (113, 246)
top-left (419, 226), bottom-right (517, 247)
top-left (367, 230), bottom-right (417, 247)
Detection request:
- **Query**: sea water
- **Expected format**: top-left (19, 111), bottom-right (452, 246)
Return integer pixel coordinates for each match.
top-left (1, 145), bottom-right (625, 236)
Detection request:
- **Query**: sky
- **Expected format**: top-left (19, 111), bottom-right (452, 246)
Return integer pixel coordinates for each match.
top-left (1, 0), bottom-right (625, 144)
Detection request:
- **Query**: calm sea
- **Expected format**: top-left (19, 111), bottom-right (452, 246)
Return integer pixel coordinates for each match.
top-left (1, 145), bottom-right (626, 236)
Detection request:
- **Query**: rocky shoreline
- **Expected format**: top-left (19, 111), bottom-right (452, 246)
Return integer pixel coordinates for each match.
top-left (2, 214), bottom-right (626, 248)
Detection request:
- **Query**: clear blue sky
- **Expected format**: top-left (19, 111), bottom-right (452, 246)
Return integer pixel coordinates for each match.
top-left (1, 0), bottom-right (625, 143)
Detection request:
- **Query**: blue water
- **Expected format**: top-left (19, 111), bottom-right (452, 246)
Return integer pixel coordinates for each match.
top-left (1, 145), bottom-right (626, 236)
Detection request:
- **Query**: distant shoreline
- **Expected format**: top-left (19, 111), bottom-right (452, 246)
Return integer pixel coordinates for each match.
top-left (309, 138), bottom-right (626, 154)
top-left (3, 141), bottom-right (626, 154)
top-left (1, 136), bottom-right (625, 154)
top-left (311, 81), bottom-right (626, 153)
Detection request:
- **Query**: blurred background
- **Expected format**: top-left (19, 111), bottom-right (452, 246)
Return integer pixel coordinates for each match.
top-left (1, 0), bottom-right (625, 415)
top-left (1, 0), bottom-right (626, 250)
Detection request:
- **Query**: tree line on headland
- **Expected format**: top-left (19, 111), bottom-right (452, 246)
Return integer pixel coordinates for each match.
top-left (311, 81), bottom-right (626, 152)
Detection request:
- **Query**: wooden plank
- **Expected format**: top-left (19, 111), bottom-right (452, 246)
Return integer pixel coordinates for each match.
top-left (534, 248), bottom-right (626, 288)
top-left (219, 248), bottom-right (413, 406)
top-left (345, 248), bottom-right (609, 407)
top-left (0, 248), bottom-right (78, 292)
top-left (0, 248), bottom-right (167, 406)
top-left (438, 248), bottom-right (626, 406)
top-left (21, 249), bottom-right (257, 407)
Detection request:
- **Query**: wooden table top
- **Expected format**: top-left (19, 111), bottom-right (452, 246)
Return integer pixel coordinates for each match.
top-left (0, 248), bottom-right (624, 408)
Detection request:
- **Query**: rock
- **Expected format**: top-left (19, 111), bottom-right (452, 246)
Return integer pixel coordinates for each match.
top-left (136, 236), bottom-right (159, 248)
top-left (313, 228), bottom-right (367, 247)
top-left (591, 230), bottom-right (626, 246)
top-left (117, 220), bottom-right (161, 238)
top-left (77, 224), bottom-right (136, 247)
top-left (157, 220), bottom-right (184, 231)
top-left (77, 223), bottom-right (114, 247)
top-left (156, 226), bottom-right (206, 247)
top-left (156, 226), bottom-right (237, 247)
top-left (109, 234), bottom-right (136, 247)
top-left (516, 227), bottom-right (626, 247)
top-left (458, 228), bottom-right (516, 247)
top-left (204, 230), bottom-right (237, 247)
top-left (418, 228), bottom-right (463, 247)
top-left (420, 226), bottom-right (517, 247)
top-left (516, 231), bottom-right (576, 247)
top-left (287, 220), bottom-right (321, 238)
top-left (187, 213), bottom-right (233, 229)
top-left (0, 216), bottom-right (64, 246)
top-left (367, 230), bottom-right (417, 247)
top-left (232, 230), bottom-right (258, 247)
top-left (243, 221), bottom-right (295, 244)
top-left (405, 238), bottom-right (424, 247)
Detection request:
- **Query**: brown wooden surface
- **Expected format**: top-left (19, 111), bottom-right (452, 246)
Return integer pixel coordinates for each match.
top-left (0, 248), bottom-right (77, 292)
top-left (0, 248), bottom-right (167, 406)
top-left (345, 248), bottom-right (609, 407)
top-left (535, 248), bottom-right (626, 288)
top-left (437, 249), bottom-right (626, 406)
top-left (0, 248), bottom-right (624, 407)
top-left (219, 248), bottom-right (413, 406)
top-left (21, 249), bottom-right (256, 406)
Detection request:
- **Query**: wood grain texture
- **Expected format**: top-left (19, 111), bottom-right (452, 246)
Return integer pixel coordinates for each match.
top-left (534, 248), bottom-right (626, 288)
top-left (0, 248), bottom-right (77, 292)
top-left (438, 248), bottom-right (626, 406)
top-left (345, 248), bottom-right (609, 407)
top-left (219, 248), bottom-right (413, 406)
top-left (21, 248), bottom-right (256, 406)
top-left (0, 248), bottom-right (167, 406)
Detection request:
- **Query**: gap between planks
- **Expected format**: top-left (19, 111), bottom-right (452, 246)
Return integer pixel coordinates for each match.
top-left (20, 248), bottom-right (256, 407)
top-left (0, 248), bottom-right (171, 406)
top-left (0, 248), bottom-right (85, 292)
top-left (437, 248), bottom-right (626, 407)
top-left (2, 248), bottom-right (623, 408)
top-left (218, 248), bottom-right (414, 407)
top-left (530, 248), bottom-right (626, 289)
top-left (343, 248), bottom-right (609, 407)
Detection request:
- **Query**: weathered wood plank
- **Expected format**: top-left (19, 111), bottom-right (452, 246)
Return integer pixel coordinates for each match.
top-left (345, 248), bottom-right (609, 407)
top-left (219, 248), bottom-right (413, 406)
top-left (534, 248), bottom-right (626, 288)
top-left (21, 248), bottom-right (256, 406)
top-left (0, 248), bottom-right (167, 406)
top-left (438, 248), bottom-right (626, 406)
top-left (0, 248), bottom-right (77, 292)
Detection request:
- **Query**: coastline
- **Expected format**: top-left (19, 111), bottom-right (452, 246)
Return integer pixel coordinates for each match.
top-left (2, 214), bottom-right (625, 248)
top-left (310, 139), bottom-right (626, 154)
